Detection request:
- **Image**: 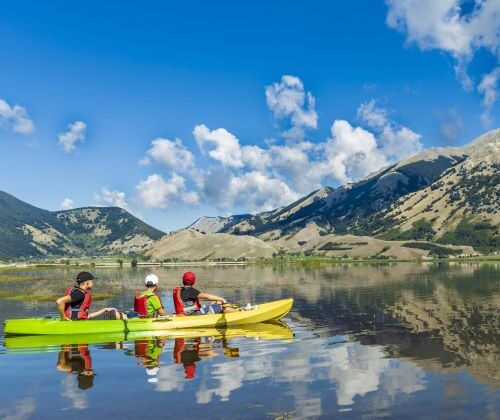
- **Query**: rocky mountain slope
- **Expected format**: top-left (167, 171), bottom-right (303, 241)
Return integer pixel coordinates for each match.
top-left (188, 214), bottom-right (250, 233)
top-left (181, 129), bottom-right (499, 257)
top-left (0, 191), bottom-right (164, 259)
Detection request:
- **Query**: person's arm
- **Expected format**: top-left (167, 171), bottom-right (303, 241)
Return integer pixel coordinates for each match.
top-left (198, 293), bottom-right (227, 304)
top-left (88, 307), bottom-right (116, 319)
top-left (56, 295), bottom-right (72, 321)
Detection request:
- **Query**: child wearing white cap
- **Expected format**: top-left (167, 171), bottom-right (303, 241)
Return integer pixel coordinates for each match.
top-left (134, 274), bottom-right (167, 318)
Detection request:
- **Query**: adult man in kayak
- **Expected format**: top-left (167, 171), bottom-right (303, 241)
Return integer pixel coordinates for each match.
top-left (133, 273), bottom-right (168, 318)
top-left (173, 272), bottom-right (238, 315)
top-left (56, 271), bottom-right (127, 321)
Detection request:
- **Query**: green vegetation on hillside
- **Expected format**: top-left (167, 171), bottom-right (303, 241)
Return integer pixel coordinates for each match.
top-left (401, 242), bottom-right (461, 257)
top-left (381, 220), bottom-right (436, 241)
top-left (438, 219), bottom-right (499, 253)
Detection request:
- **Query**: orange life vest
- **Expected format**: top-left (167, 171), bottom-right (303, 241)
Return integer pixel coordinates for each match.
top-left (172, 287), bottom-right (201, 315)
top-left (64, 286), bottom-right (92, 320)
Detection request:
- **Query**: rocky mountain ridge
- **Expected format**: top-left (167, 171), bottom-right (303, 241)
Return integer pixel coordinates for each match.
top-left (174, 129), bottom-right (499, 258)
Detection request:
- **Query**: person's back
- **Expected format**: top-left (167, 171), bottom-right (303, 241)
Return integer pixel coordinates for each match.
top-left (134, 274), bottom-right (167, 318)
top-left (173, 272), bottom-right (238, 315)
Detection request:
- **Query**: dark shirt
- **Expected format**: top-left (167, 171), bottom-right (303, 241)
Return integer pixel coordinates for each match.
top-left (69, 287), bottom-right (86, 320)
top-left (180, 287), bottom-right (200, 306)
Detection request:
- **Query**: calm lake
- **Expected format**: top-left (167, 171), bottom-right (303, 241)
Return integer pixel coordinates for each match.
top-left (0, 263), bottom-right (498, 419)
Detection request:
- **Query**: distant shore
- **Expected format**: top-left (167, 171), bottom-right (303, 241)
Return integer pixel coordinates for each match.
top-left (1, 254), bottom-right (498, 269)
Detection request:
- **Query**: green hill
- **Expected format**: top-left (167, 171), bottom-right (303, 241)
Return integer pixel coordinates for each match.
top-left (0, 191), bottom-right (164, 259)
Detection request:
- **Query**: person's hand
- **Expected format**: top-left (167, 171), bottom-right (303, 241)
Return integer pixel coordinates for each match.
top-left (220, 298), bottom-right (227, 304)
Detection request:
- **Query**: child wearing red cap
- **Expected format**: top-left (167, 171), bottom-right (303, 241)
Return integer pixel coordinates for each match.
top-left (178, 272), bottom-right (238, 315)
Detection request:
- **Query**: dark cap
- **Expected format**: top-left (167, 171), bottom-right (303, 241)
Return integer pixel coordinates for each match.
top-left (77, 271), bottom-right (98, 283)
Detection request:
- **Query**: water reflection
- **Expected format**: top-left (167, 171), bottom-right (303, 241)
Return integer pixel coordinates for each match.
top-left (56, 344), bottom-right (95, 390)
top-left (1, 263), bottom-right (499, 418)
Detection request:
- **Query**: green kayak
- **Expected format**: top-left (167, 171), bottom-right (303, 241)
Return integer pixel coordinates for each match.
top-left (4, 298), bottom-right (293, 335)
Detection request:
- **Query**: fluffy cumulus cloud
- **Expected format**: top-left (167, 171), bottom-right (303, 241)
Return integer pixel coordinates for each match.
top-left (198, 169), bottom-right (299, 212)
top-left (136, 173), bottom-right (198, 209)
top-left (478, 67), bottom-right (500, 126)
top-left (385, 0), bottom-right (500, 125)
top-left (95, 187), bottom-right (130, 210)
top-left (357, 100), bottom-right (423, 162)
top-left (321, 120), bottom-right (388, 184)
top-left (193, 124), bottom-right (243, 168)
top-left (0, 98), bottom-right (35, 134)
top-left (140, 137), bottom-right (195, 172)
top-left (136, 77), bottom-right (424, 214)
top-left (60, 197), bottom-right (74, 210)
top-left (265, 75), bottom-right (318, 140)
top-left (58, 121), bottom-right (87, 153)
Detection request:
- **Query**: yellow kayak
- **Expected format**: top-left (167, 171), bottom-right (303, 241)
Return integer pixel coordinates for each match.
top-left (4, 298), bottom-right (293, 335)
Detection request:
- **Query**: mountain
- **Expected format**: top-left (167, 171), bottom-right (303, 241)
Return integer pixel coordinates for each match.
top-left (145, 229), bottom-right (277, 261)
top-left (0, 191), bottom-right (164, 259)
top-left (187, 214), bottom-right (250, 233)
top-left (183, 129), bottom-right (499, 256)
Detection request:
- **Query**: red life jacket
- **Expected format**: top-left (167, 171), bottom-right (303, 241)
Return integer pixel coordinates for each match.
top-left (64, 286), bottom-right (92, 320)
top-left (134, 292), bottom-right (163, 317)
top-left (77, 344), bottom-right (92, 370)
top-left (172, 287), bottom-right (201, 315)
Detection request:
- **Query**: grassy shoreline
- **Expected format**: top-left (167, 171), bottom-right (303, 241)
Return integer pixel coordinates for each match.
top-left (1, 255), bottom-right (498, 269)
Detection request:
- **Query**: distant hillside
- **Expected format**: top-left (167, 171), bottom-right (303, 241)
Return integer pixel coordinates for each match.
top-left (179, 129), bottom-right (499, 257)
top-left (145, 229), bottom-right (277, 261)
top-left (0, 191), bottom-right (164, 259)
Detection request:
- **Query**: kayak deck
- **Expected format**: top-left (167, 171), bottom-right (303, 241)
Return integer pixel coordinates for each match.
top-left (3, 298), bottom-right (293, 336)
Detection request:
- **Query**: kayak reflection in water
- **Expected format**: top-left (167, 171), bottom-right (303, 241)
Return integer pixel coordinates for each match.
top-left (56, 344), bottom-right (95, 390)
top-left (129, 337), bottom-right (167, 383)
top-left (173, 336), bottom-right (239, 380)
top-left (56, 271), bottom-right (127, 321)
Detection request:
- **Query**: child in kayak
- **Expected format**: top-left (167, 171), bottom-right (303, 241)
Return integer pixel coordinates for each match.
top-left (173, 272), bottom-right (239, 315)
top-left (56, 271), bottom-right (127, 321)
top-left (133, 274), bottom-right (168, 318)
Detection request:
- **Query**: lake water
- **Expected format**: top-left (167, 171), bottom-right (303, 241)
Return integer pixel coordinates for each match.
top-left (0, 263), bottom-right (498, 419)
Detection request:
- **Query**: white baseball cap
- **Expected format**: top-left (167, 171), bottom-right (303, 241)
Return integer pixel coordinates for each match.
top-left (146, 366), bottom-right (159, 376)
top-left (144, 274), bottom-right (159, 287)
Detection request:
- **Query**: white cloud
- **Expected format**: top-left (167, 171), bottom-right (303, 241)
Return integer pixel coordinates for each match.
top-left (58, 121), bottom-right (87, 153)
top-left (193, 124), bottom-right (243, 168)
top-left (95, 187), bottom-right (130, 211)
top-left (321, 120), bottom-right (389, 184)
top-left (226, 171), bottom-right (299, 212)
top-left (265, 75), bottom-right (318, 140)
top-left (386, 0), bottom-right (500, 119)
top-left (136, 173), bottom-right (199, 209)
top-left (198, 169), bottom-right (299, 212)
top-left (0, 98), bottom-right (35, 134)
top-left (60, 198), bottom-right (74, 210)
top-left (478, 67), bottom-right (500, 127)
top-left (358, 100), bottom-right (423, 162)
top-left (357, 100), bottom-right (388, 129)
top-left (140, 137), bottom-right (195, 172)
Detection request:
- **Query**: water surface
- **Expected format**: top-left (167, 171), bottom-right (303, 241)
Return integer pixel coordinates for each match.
top-left (0, 263), bottom-right (498, 418)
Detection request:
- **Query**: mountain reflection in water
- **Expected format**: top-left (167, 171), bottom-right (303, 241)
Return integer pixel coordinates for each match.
top-left (0, 263), bottom-right (498, 418)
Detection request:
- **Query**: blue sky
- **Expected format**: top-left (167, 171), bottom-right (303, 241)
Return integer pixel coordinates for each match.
top-left (0, 0), bottom-right (498, 232)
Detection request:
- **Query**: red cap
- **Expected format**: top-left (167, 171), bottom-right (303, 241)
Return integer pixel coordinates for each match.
top-left (184, 363), bottom-right (196, 380)
top-left (182, 272), bottom-right (196, 286)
